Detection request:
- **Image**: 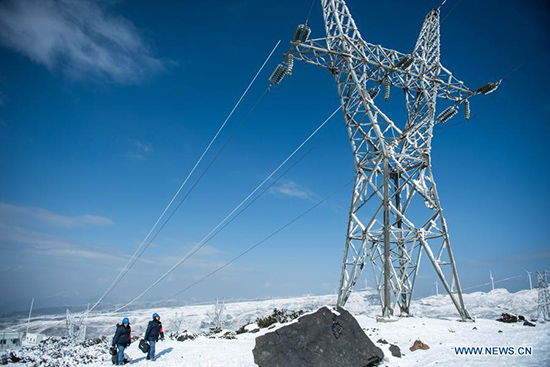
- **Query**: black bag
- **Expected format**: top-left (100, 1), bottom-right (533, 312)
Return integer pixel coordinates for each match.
top-left (110, 346), bottom-right (117, 365)
top-left (139, 339), bottom-right (150, 354)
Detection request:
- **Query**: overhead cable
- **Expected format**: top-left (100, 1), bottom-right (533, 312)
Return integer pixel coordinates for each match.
top-left (114, 106), bottom-right (342, 312)
top-left (87, 40), bottom-right (281, 313)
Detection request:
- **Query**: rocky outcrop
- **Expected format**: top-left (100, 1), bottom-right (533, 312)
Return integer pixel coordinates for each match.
top-left (253, 306), bottom-right (383, 367)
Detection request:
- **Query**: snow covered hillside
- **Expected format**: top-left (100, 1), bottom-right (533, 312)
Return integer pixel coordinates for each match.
top-left (2, 288), bottom-right (549, 366)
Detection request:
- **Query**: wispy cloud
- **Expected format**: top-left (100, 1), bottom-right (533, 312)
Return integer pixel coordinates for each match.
top-left (503, 247), bottom-right (550, 263)
top-left (124, 139), bottom-right (154, 161)
top-left (134, 140), bottom-right (153, 153)
top-left (0, 202), bottom-right (114, 228)
top-left (465, 259), bottom-right (494, 268)
top-left (157, 254), bottom-right (228, 271)
top-left (0, 0), bottom-right (168, 84)
top-left (269, 180), bottom-right (319, 202)
top-left (0, 223), bottom-right (120, 263)
top-left (161, 239), bottom-right (225, 258)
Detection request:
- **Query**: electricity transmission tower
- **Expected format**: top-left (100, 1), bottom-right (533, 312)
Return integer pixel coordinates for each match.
top-left (537, 271), bottom-right (550, 321)
top-left (270, 0), bottom-right (500, 321)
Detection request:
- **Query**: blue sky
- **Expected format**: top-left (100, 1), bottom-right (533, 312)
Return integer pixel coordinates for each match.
top-left (0, 0), bottom-right (549, 315)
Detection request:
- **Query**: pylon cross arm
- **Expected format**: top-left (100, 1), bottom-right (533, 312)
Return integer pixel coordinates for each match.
top-left (288, 39), bottom-right (475, 103)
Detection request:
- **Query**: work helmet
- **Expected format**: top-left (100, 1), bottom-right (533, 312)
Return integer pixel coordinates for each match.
top-left (152, 313), bottom-right (159, 320)
top-left (122, 317), bottom-right (130, 324)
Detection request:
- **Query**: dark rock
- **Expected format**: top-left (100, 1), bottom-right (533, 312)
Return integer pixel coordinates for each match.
top-left (377, 338), bottom-right (388, 344)
top-left (9, 353), bottom-right (21, 363)
top-left (518, 315), bottom-right (526, 322)
top-left (176, 332), bottom-right (196, 342)
top-left (249, 328), bottom-right (260, 333)
top-left (472, 327), bottom-right (477, 330)
top-left (498, 330), bottom-right (503, 333)
top-left (523, 320), bottom-right (536, 327)
top-left (496, 313), bottom-right (518, 323)
top-left (81, 336), bottom-right (107, 347)
top-left (389, 344), bottom-right (401, 358)
top-left (409, 340), bottom-right (429, 351)
top-left (236, 324), bottom-right (248, 334)
top-left (221, 331), bottom-right (237, 339)
top-left (253, 306), bottom-right (383, 367)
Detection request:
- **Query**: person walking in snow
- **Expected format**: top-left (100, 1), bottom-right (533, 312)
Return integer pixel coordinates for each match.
top-left (111, 317), bottom-right (132, 365)
top-left (144, 313), bottom-right (164, 361)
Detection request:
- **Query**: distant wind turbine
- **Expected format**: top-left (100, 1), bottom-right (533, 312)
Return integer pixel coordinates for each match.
top-left (522, 268), bottom-right (533, 290)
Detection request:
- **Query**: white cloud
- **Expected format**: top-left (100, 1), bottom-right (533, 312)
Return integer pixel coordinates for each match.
top-left (0, 202), bottom-right (114, 228)
top-left (134, 140), bottom-right (153, 153)
top-left (269, 180), bottom-right (318, 201)
top-left (157, 254), bottom-right (227, 271)
top-left (125, 139), bottom-right (154, 160)
top-left (0, 0), bottom-right (168, 84)
top-left (465, 259), bottom-right (494, 268)
top-left (123, 151), bottom-right (147, 161)
top-left (0, 223), bottom-right (120, 262)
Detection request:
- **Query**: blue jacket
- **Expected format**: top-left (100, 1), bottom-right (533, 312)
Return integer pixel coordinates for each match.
top-left (112, 324), bottom-right (131, 347)
top-left (144, 320), bottom-right (164, 342)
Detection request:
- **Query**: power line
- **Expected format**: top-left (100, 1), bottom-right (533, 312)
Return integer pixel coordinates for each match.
top-left (87, 40), bottom-right (281, 313)
top-left (462, 274), bottom-right (523, 291)
top-left (114, 106), bottom-right (342, 312)
top-left (95, 87), bottom-right (272, 313)
top-left (160, 111), bottom-right (346, 300)
top-left (305, 0), bottom-right (317, 25)
top-left (170, 179), bottom-right (353, 299)
top-left (440, 0), bottom-right (463, 23)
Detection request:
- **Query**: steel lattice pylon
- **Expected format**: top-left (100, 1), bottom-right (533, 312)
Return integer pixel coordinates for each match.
top-left (271, 0), bottom-right (500, 321)
top-left (536, 271), bottom-right (550, 321)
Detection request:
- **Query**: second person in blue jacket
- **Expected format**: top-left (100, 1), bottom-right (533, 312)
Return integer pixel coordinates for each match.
top-left (144, 313), bottom-right (164, 361)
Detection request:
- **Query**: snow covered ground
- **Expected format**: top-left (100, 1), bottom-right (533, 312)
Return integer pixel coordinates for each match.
top-left (2, 288), bottom-right (549, 366)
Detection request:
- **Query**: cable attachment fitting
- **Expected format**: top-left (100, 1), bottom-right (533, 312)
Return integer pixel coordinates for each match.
top-left (475, 79), bottom-right (502, 95)
top-left (293, 24), bottom-right (311, 43)
top-left (269, 64), bottom-right (287, 85)
top-left (436, 105), bottom-right (458, 123)
top-left (285, 54), bottom-right (294, 77)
